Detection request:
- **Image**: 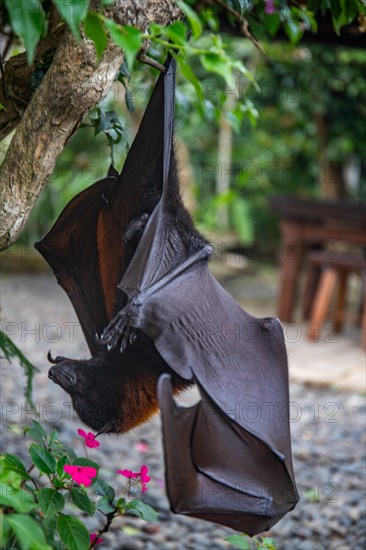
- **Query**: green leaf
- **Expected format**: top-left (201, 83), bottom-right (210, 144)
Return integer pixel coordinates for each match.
top-left (232, 0), bottom-right (250, 16)
top-left (330, 0), bottom-right (358, 33)
top-left (116, 496), bottom-right (126, 509)
top-left (0, 102), bottom-right (6, 111)
top-left (200, 52), bottom-right (233, 87)
top-left (164, 21), bottom-right (187, 46)
top-left (93, 478), bottom-right (115, 500)
top-left (53, 0), bottom-right (89, 38)
top-left (176, 55), bottom-right (202, 98)
top-left (1, 512), bottom-right (9, 547)
top-left (29, 445), bottom-right (56, 475)
top-left (3, 454), bottom-right (30, 480)
top-left (4, 0), bottom-right (45, 63)
top-left (71, 486), bottom-right (96, 515)
top-left (84, 12), bottom-right (108, 59)
top-left (56, 455), bottom-right (68, 478)
top-left (57, 514), bottom-right (90, 550)
top-left (0, 482), bottom-right (36, 513)
top-left (104, 19), bottom-right (142, 69)
top-left (124, 85), bottom-right (135, 113)
top-left (7, 513), bottom-right (52, 550)
top-left (225, 534), bottom-right (251, 549)
top-left (42, 514), bottom-right (57, 545)
top-left (259, 537), bottom-right (277, 549)
top-left (176, 1), bottom-right (202, 39)
top-left (97, 495), bottom-right (115, 514)
top-left (26, 420), bottom-right (47, 445)
top-left (72, 457), bottom-right (100, 470)
top-left (39, 488), bottom-right (65, 516)
top-left (264, 12), bottom-right (280, 36)
top-left (126, 499), bottom-right (158, 522)
top-left (284, 18), bottom-right (303, 44)
top-left (62, 444), bottom-right (78, 462)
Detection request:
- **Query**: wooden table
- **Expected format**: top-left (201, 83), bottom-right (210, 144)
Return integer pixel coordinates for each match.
top-left (269, 195), bottom-right (366, 322)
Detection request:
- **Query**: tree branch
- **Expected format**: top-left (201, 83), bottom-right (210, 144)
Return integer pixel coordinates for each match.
top-left (0, 0), bottom-right (182, 251)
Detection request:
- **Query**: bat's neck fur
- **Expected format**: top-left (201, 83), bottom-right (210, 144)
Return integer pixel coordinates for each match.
top-left (62, 332), bottom-right (191, 434)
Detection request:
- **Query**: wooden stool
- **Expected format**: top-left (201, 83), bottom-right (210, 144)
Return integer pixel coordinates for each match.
top-left (307, 251), bottom-right (366, 347)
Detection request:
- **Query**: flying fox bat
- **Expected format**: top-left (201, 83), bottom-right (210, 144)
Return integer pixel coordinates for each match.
top-left (35, 57), bottom-right (298, 534)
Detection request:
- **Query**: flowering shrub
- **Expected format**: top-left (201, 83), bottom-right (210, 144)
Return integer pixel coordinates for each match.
top-left (0, 420), bottom-right (156, 549)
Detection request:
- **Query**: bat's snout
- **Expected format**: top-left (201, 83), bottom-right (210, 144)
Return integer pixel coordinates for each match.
top-left (48, 362), bottom-right (78, 389)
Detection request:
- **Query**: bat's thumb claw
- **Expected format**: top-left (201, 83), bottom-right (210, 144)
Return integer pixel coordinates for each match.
top-left (47, 350), bottom-right (57, 364)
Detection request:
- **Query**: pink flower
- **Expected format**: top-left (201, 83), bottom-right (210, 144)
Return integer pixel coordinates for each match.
top-left (265, 0), bottom-right (276, 14)
top-left (117, 464), bottom-right (151, 492)
top-left (116, 469), bottom-right (139, 479)
top-left (77, 428), bottom-right (100, 449)
top-left (139, 465), bottom-right (150, 483)
top-left (90, 533), bottom-right (103, 546)
top-left (139, 464), bottom-right (150, 493)
top-left (63, 465), bottom-right (97, 487)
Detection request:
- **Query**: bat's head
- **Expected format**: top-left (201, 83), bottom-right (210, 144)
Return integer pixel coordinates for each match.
top-left (47, 339), bottom-right (173, 435)
top-left (48, 354), bottom-right (120, 434)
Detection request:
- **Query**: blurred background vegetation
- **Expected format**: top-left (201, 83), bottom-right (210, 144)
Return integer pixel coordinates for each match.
top-left (7, 38), bottom-right (366, 249)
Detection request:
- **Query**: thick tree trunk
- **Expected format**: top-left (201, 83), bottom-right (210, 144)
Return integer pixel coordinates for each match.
top-left (0, 0), bottom-right (181, 251)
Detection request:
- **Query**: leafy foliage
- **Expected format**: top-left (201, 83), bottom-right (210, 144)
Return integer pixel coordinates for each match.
top-left (2, 0), bottom-right (365, 245)
top-left (1, 419), bottom-right (157, 549)
top-left (86, 106), bottom-right (126, 164)
top-left (188, 40), bottom-right (366, 241)
top-left (0, 331), bottom-right (39, 409)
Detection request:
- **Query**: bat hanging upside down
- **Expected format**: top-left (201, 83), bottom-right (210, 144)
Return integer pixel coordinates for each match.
top-left (35, 57), bottom-right (299, 534)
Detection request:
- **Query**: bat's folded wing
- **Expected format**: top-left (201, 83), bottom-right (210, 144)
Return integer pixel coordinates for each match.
top-left (130, 262), bottom-right (299, 532)
top-left (35, 175), bottom-right (118, 355)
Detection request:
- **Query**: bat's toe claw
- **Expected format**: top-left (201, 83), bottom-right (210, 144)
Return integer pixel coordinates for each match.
top-left (95, 332), bottom-right (103, 344)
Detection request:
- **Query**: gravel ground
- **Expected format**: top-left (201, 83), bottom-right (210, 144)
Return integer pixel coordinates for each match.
top-left (1, 271), bottom-right (365, 550)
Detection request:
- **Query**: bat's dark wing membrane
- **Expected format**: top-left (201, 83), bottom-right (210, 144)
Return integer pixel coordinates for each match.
top-left (123, 262), bottom-right (299, 533)
top-left (35, 63), bottom-right (171, 355)
top-left (35, 175), bottom-right (118, 355)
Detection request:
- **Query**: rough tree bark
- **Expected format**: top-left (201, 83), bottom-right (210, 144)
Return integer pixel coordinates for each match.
top-left (0, 0), bottom-right (182, 251)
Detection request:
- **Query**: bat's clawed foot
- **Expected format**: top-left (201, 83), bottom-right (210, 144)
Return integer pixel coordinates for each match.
top-left (97, 311), bottom-right (137, 354)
